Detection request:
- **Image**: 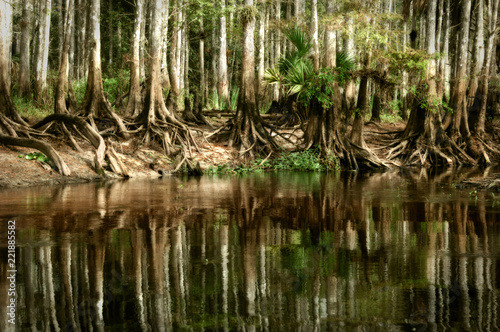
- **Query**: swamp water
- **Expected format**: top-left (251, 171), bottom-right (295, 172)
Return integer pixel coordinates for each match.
top-left (1, 168), bottom-right (500, 331)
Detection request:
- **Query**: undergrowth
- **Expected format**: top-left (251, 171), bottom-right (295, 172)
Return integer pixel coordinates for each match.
top-left (205, 148), bottom-right (340, 175)
top-left (13, 95), bottom-right (52, 121)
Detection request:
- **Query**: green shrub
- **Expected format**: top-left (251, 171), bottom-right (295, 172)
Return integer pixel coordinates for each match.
top-left (13, 96), bottom-right (51, 121)
top-left (18, 152), bottom-right (50, 163)
top-left (72, 78), bottom-right (87, 105)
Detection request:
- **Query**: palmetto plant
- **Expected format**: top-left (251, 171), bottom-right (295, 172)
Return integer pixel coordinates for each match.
top-left (264, 26), bottom-right (355, 103)
top-left (264, 26), bottom-right (314, 97)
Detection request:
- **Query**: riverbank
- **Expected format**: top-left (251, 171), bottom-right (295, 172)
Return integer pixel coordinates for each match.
top-left (0, 134), bottom-right (237, 188)
top-left (1, 119), bottom-right (499, 190)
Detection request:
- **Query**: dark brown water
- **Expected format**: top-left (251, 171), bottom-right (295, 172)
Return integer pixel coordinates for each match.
top-left (1, 168), bottom-right (500, 331)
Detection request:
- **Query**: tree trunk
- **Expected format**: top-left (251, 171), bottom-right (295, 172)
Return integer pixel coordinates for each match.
top-left (168, 0), bottom-right (181, 112)
top-left (82, 0), bottom-right (128, 137)
top-left (54, 0), bottom-right (75, 114)
top-left (139, 0), bottom-right (147, 79)
top-left (210, 19), bottom-right (217, 100)
top-left (0, 0), bottom-right (20, 122)
top-left (370, 87), bottom-right (384, 123)
top-left (343, 15), bottom-right (356, 121)
top-left (311, 0), bottom-right (319, 71)
top-left (323, 0), bottom-right (336, 68)
top-left (474, 0), bottom-right (499, 139)
top-left (177, 3), bottom-right (184, 92)
top-left (75, 0), bottom-right (87, 80)
top-left (18, 0), bottom-right (32, 98)
top-left (58, 0), bottom-right (64, 57)
top-left (199, 16), bottom-right (206, 107)
top-left (107, 0), bottom-right (113, 75)
top-left (126, 0), bottom-right (143, 117)
top-left (437, 0), bottom-right (450, 99)
top-left (34, 0), bottom-right (52, 104)
top-left (449, 0), bottom-right (472, 140)
top-left (183, 14), bottom-right (189, 98)
top-left (351, 72), bottom-right (369, 147)
top-left (273, 0), bottom-right (281, 101)
top-left (230, 0), bottom-right (276, 158)
top-left (294, 0), bottom-right (305, 22)
top-left (389, 0), bottom-right (474, 166)
top-left (467, 0), bottom-right (485, 109)
top-left (161, 0), bottom-right (170, 89)
top-left (139, 0), bottom-right (195, 155)
top-left (218, 0), bottom-right (229, 108)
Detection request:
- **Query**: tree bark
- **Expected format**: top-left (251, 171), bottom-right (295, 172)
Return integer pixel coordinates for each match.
top-left (230, 0), bottom-right (276, 158)
top-left (449, 0), bottom-right (472, 140)
top-left (343, 15), bottom-right (356, 121)
top-left (467, 0), bottom-right (485, 111)
top-left (161, 0), bottom-right (171, 89)
top-left (0, 0), bottom-right (21, 122)
top-left (18, 0), bottom-right (32, 98)
top-left (55, 0), bottom-right (75, 114)
top-left (34, 0), bottom-right (52, 104)
top-left (82, 0), bottom-right (128, 137)
top-left (199, 16), bottom-right (206, 107)
top-left (474, 0), bottom-right (499, 138)
top-left (168, 0), bottom-right (181, 112)
top-left (139, 0), bottom-right (195, 154)
top-left (126, 0), bottom-right (143, 117)
top-left (218, 0), bottom-right (230, 108)
top-left (294, 0), bottom-right (305, 22)
top-left (311, 0), bottom-right (319, 71)
top-left (273, 0), bottom-right (281, 101)
top-left (323, 0), bottom-right (336, 69)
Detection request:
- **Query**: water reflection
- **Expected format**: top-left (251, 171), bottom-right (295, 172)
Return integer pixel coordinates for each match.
top-left (1, 168), bottom-right (500, 331)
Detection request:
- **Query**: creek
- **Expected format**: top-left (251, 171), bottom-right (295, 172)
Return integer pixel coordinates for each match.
top-left (1, 168), bottom-right (500, 331)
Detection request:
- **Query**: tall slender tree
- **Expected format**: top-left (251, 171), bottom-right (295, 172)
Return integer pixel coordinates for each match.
top-left (138, 0), bottom-right (196, 156)
top-left (0, 0), bottom-right (70, 176)
top-left (471, 0), bottom-right (499, 163)
top-left (256, 0), bottom-right (267, 102)
top-left (54, 0), bottom-right (75, 114)
top-left (388, 0), bottom-right (474, 166)
top-left (126, 0), bottom-right (144, 117)
top-left (311, 0), bottom-right (319, 71)
top-left (218, 0), bottom-right (230, 108)
top-left (168, 0), bottom-right (181, 111)
top-left (34, 0), bottom-right (52, 104)
top-left (82, 0), bottom-right (127, 136)
top-left (229, 0), bottom-right (276, 158)
top-left (18, 0), bottom-right (32, 98)
top-left (448, 0), bottom-right (472, 142)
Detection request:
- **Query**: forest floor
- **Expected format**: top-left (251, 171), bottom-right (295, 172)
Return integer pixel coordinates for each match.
top-left (0, 116), bottom-right (499, 190)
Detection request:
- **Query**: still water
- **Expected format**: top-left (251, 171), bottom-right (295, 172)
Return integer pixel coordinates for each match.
top-left (1, 168), bottom-right (500, 331)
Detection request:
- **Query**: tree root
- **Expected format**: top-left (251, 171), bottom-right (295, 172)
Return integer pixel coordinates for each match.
top-left (173, 154), bottom-right (203, 175)
top-left (33, 114), bottom-right (129, 176)
top-left (0, 133), bottom-right (71, 176)
top-left (387, 134), bottom-right (476, 166)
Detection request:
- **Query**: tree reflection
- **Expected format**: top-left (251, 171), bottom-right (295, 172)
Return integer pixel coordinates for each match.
top-left (2, 171), bottom-right (500, 330)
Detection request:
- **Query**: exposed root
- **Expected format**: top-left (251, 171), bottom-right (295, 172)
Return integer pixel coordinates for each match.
top-left (227, 111), bottom-right (279, 160)
top-left (350, 141), bottom-right (392, 169)
top-left (33, 114), bottom-right (131, 176)
top-left (0, 133), bottom-right (71, 176)
top-left (173, 152), bottom-right (203, 175)
top-left (386, 133), bottom-right (476, 166)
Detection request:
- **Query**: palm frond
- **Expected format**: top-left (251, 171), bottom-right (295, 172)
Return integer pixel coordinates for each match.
top-left (263, 66), bottom-right (282, 85)
top-left (336, 51), bottom-right (356, 72)
top-left (283, 60), bottom-right (314, 96)
top-left (283, 26), bottom-right (312, 59)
